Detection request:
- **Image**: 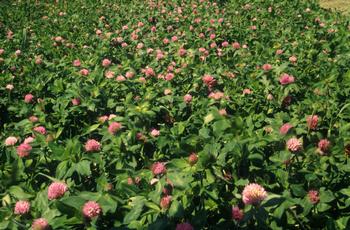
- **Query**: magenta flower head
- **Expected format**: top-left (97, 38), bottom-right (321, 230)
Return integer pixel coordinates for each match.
top-left (188, 153), bottom-right (198, 166)
top-left (32, 218), bottom-right (49, 230)
top-left (84, 139), bottom-right (101, 152)
top-left (232, 206), bottom-right (244, 221)
top-left (242, 183), bottom-right (268, 205)
top-left (151, 162), bottom-right (166, 176)
top-left (82, 201), bottom-right (102, 219)
top-left (16, 143), bottom-right (32, 158)
top-left (48, 182), bottom-right (68, 200)
top-left (286, 137), bottom-right (303, 152)
top-left (183, 94), bottom-right (192, 103)
top-left (176, 222), bottom-right (194, 230)
top-left (318, 139), bottom-right (331, 153)
top-left (101, 58), bottom-right (111, 67)
top-left (14, 200), bottom-right (30, 215)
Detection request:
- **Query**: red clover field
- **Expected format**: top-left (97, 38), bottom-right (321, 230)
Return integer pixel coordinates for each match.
top-left (0, 0), bottom-right (350, 229)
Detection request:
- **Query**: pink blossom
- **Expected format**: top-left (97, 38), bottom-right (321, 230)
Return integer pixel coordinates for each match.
top-left (279, 123), bottom-right (293, 135)
top-left (219, 109), bottom-right (227, 116)
top-left (210, 34), bottom-right (216, 40)
top-left (183, 94), bottom-right (192, 103)
top-left (267, 94), bottom-right (274, 100)
top-left (150, 129), bottom-right (160, 137)
top-left (104, 70), bottom-right (115, 79)
top-left (318, 139), bottom-right (330, 152)
top-left (85, 139), bottom-right (101, 152)
top-left (32, 218), bottom-right (49, 230)
top-left (33, 126), bottom-right (46, 135)
top-left (29, 116), bottom-right (38, 123)
top-left (188, 153), bottom-right (198, 166)
top-left (48, 182), bottom-right (68, 200)
top-left (160, 195), bottom-right (172, 209)
top-left (14, 200), bottom-right (30, 215)
top-left (232, 206), bottom-right (244, 221)
top-left (262, 64), bottom-right (272, 71)
top-left (0, 49), bottom-right (4, 55)
top-left (24, 136), bottom-right (35, 144)
top-left (151, 162), bottom-right (166, 176)
top-left (286, 137), bottom-right (302, 152)
top-left (15, 50), bottom-right (21, 56)
top-left (102, 58), bottom-right (111, 67)
top-left (165, 73), bottom-right (174, 81)
top-left (171, 36), bottom-right (178, 42)
top-left (24, 94), bottom-right (34, 103)
top-left (232, 42), bottom-right (241, 49)
top-left (243, 88), bottom-right (252, 95)
top-left (163, 38), bottom-right (169, 44)
top-left (125, 71), bottom-right (135, 79)
top-left (80, 69), bottom-right (89, 76)
top-left (116, 75), bottom-right (126, 81)
top-left (208, 91), bottom-right (225, 100)
top-left (164, 89), bottom-right (172, 95)
top-left (242, 183), bottom-right (268, 205)
top-left (82, 201), bottom-right (102, 218)
top-left (73, 59), bottom-right (81, 67)
top-left (143, 67), bottom-right (155, 77)
top-left (72, 98), bottom-right (80, 105)
top-left (16, 143), bottom-right (32, 158)
top-left (5, 136), bottom-right (17, 146)
top-left (176, 222), bottom-right (194, 230)
top-left (276, 49), bottom-right (284, 55)
top-left (279, 73), bottom-right (295, 85)
top-left (306, 115), bottom-right (318, 130)
top-left (108, 122), bottom-right (122, 134)
top-left (289, 56), bottom-right (297, 63)
top-left (307, 190), bottom-right (320, 204)
top-left (222, 41), bottom-right (229, 47)
top-left (108, 114), bottom-right (117, 120)
top-left (98, 115), bottom-right (109, 123)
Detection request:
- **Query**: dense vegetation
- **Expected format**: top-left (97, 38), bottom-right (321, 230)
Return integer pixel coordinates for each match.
top-left (0, 0), bottom-right (350, 229)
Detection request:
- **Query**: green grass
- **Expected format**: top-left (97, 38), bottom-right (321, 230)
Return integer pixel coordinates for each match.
top-left (320, 0), bottom-right (350, 14)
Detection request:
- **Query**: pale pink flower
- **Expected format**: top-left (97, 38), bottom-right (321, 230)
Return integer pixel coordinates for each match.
top-left (116, 75), bottom-right (126, 82)
top-left (143, 67), bottom-right (155, 77)
top-left (0, 49), bottom-right (4, 55)
top-left (14, 200), bottom-right (30, 215)
top-left (307, 190), bottom-right (320, 204)
top-left (48, 182), bottom-right (68, 200)
top-left (54, 36), bottom-right (63, 42)
top-left (125, 71), bottom-right (134, 79)
top-left (289, 56), bottom-right (297, 63)
top-left (176, 222), bottom-right (194, 230)
top-left (73, 59), bottom-right (81, 67)
top-left (222, 41), bottom-right (229, 47)
top-left (139, 77), bottom-right (146, 83)
top-left (286, 137), bottom-right (302, 152)
top-left (210, 34), bottom-right (216, 40)
top-left (6, 84), bottom-right (14, 91)
top-left (98, 115), bottom-right (109, 123)
top-left (108, 114), bottom-right (117, 120)
top-left (242, 183), bottom-right (268, 205)
top-left (32, 218), bottom-right (49, 230)
top-left (232, 42), bottom-right (241, 49)
top-left (279, 123), bottom-right (293, 135)
top-left (150, 129), bottom-right (160, 137)
top-left (232, 206), bottom-right (244, 221)
top-left (306, 115), bottom-right (318, 130)
top-left (33, 126), bottom-right (46, 135)
top-left (82, 201), bottom-right (102, 218)
top-left (208, 91), bottom-right (225, 100)
top-left (219, 109), bottom-right (227, 116)
top-left (164, 89), bottom-right (172, 95)
top-left (95, 29), bottom-right (102, 35)
top-left (136, 43), bottom-right (144, 49)
top-left (108, 122), bottom-right (122, 134)
top-left (5, 136), bottom-right (17, 146)
top-left (276, 49), bottom-right (284, 55)
top-left (171, 36), bottom-right (178, 42)
top-left (183, 94), bottom-right (192, 103)
top-left (102, 58), bottom-right (111, 67)
top-left (105, 70), bottom-right (115, 79)
top-left (85, 139), bottom-right (101, 152)
top-left (24, 94), bottom-right (34, 103)
top-left (72, 98), bottom-right (80, 105)
top-left (267, 94), bottom-right (274, 100)
top-left (279, 73), bottom-right (295, 85)
top-left (262, 64), bottom-right (272, 71)
top-left (160, 195), bottom-right (172, 209)
top-left (151, 162), bottom-right (166, 176)
top-left (80, 69), bottom-right (89, 76)
top-left (243, 88), bottom-right (252, 95)
top-left (165, 73), bottom-right (174, 81)
top-left (15, 50), bottom-right (22, 56)
top-left (16, 143), bottom-right (32, 158)
top-left (163, 38), bottom-right (169, 44)
top-left (24, 136), bottom-right (35, 144)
